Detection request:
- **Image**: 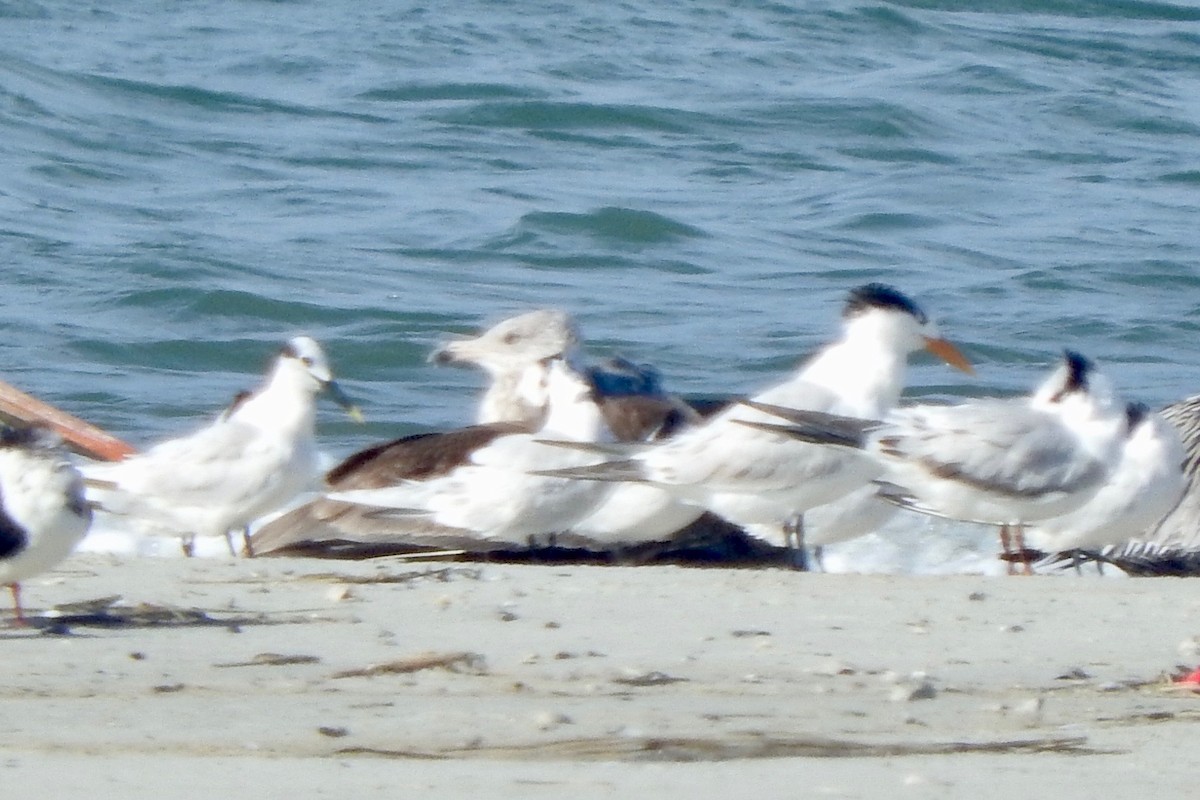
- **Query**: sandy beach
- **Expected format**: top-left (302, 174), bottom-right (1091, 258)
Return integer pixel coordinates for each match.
top-left (3, 554), bottom-right (1199, 798)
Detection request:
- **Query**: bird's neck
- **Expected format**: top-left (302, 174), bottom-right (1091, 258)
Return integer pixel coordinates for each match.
top-left (477, 366), bottom-right (548, 426)
top-left (231, 370), bottom-right (316, 435)
top-left (540, 399), bottom-right (613, 443)
top-left (798, 332), bottom-right (907, 417)
top-left (1057, 395), bottom-right (1125, 463)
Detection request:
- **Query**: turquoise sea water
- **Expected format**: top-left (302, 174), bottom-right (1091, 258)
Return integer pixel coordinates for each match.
top-left (3, 0), bottom-right (1200, 465)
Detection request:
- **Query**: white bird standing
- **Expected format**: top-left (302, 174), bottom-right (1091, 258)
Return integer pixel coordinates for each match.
top-left (326, 358), bottom-right (619, 544)
top-left (84, 336), bottom-right (360, 556)
top-left (541, 284), bottom-right (973, 560)
top-left (1024, 401), bottom-right (1186, 562)
top-left (0, 426), bottom-right (92, 625)
top-left (744, 351), bottom-right (1130, 573)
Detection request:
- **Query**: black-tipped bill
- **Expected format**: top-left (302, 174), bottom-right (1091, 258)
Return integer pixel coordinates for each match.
top-left (325, 380), bottom-right (364, 422)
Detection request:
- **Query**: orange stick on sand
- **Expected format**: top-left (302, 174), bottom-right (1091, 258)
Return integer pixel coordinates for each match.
top-left (0, 379), bottom-right (135, 462)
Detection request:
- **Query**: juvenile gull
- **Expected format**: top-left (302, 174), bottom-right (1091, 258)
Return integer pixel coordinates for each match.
top-left (429, 309), bottom-right (583, 426)
top-left (430, 307), bottom-right (697, 439)
top-left (540, 284), bottom-right (972, 561)
top-left (85, 336), bottom-right (359, 557)
top-left (0, 426), bottom-right (92, 624)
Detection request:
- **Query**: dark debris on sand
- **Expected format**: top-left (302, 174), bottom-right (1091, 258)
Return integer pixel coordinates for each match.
top-left (255, 512), bottom-right (796, 569)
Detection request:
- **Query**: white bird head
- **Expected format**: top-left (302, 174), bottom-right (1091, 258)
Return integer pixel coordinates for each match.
top-left (840, 283), bottom-right (973, 374)
top-left (1118, 402), bottom-right (1182, 461)
top-left (1030, 350), bottom-right (1116, 415)
top-left (429, 309), bottom-right (581, 375)
top-left (275, 336), bottom-right (362, 420)
top-left (1123, 401), bottom-right (1151, 436)
top-left (281, 336), bottom-right (334, 383)
top-left (1027, 351), bottom-right (1126, 472)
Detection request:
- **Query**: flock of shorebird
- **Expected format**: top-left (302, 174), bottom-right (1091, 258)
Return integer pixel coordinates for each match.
top-left (0, 283), bottom-right (1197, 623)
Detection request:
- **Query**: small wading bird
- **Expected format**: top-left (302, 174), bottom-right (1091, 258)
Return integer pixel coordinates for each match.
top-left (84, 336), bottom-right (360, 557)
top-left (739, 351), bottom-right (1131, 574)
top-left (0, 426), bottom-right (92, 625)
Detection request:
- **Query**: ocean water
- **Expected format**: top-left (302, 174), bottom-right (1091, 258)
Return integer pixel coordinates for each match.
top-left (4, 1), bottom-right (1200, 571)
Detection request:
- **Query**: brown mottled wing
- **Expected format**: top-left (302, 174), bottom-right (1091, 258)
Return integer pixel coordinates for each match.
top-left (250, 499), bottom-right (517, 557)
top-left (326, 422), bottom-right (528, 489)
top-left (251, 422), bottom-right (529, 556)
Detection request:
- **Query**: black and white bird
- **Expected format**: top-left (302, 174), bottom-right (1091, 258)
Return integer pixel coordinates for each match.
top-left (743, 351), bottom-right (1131, 572)
top-left (539, 284), bottom-right (972, 561)
top-left (0, 425), bottom-right (92, 624)
top-left (84, 336), bottom-right (359, 556)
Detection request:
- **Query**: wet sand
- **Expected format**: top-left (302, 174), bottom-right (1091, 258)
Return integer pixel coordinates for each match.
top-left (3, 554), bottom-right (1199, 797)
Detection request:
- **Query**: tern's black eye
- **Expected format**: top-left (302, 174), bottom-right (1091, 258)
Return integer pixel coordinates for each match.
top-left (302, 356), bottom-right (315, 367)
top-left (503, 332), bottom-right (520, 344)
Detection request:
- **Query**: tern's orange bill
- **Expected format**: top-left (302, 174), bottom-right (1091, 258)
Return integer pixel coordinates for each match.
top-left (923, 337), bottom-right (974, 375)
